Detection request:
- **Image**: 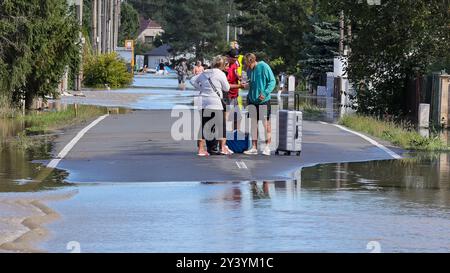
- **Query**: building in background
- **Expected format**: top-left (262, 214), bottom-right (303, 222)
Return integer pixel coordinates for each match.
top-left (144, 44), bottom-right (172, 70)
top-left (137, 18), bottom-right (164, 45)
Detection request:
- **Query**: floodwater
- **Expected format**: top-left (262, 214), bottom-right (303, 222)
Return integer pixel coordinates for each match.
top-left (0, 117), bottom-right (69, 192)
top-left (2, 75), bottom-right (450, 252)
top-left (41, 153), bottom-right (450, 253)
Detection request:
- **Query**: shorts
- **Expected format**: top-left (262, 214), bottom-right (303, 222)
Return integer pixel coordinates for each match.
top-left (201, 109), bottom-right (226, 140)
top-left (248, 100), bottom-right (271, 121)
top-left (224, 97), bottom-right (241, 122)
top-left (178, 75), bottom-right (187, 84)
top-left (224, 96), bottom-right (238, 107)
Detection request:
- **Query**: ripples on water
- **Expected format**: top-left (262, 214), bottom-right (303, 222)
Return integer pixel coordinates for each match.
top-left (40, 153), bottom-right (450, 253)
top-left (2, 75), bottom-right (450, 252)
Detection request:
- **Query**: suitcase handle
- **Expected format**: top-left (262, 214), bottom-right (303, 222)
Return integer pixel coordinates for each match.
top-left (295, 126), bottom-right (299, 140)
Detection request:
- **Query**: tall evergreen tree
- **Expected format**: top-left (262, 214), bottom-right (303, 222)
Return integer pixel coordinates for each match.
top-left (119, 2), bottom-right (140, 45)
top-left (127, 0), bottom-right (168, 25)
top-left (0, 0), bottom-right (80, 108)
top-left (300, 19), bottom-right (339, 87)
top-left (232, 0), bottom-right (312, 73)
top-left (160, 0), bottom-right (229, 60)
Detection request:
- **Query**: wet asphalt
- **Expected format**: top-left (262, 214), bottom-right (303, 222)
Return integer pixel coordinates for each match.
top-left (48, 109), bottom-right (402, 183)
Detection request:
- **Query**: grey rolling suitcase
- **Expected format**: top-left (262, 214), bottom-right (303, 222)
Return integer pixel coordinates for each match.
top-left (276, 110), bottom-right (302, 156)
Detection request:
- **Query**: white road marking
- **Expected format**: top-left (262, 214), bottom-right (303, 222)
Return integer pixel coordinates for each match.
top-left (329, 123), bottom-right (402, 159)
top-left (235, 161), bottom-right (248, 169)
top-left (47, 114), bottom-right (109, 169)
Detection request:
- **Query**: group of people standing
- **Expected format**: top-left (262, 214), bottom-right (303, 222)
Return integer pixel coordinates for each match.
top-left (190, 49), bottom-right (277, 157)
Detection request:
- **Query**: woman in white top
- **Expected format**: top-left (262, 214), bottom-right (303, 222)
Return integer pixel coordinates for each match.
top-left (190, 56), bottom-right (233, 157)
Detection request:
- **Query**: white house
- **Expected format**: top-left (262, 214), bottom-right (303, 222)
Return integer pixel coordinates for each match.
top-left (144, 44), bottom-right (172, 70)
top-left (137, 18), bottom-right (164, 44)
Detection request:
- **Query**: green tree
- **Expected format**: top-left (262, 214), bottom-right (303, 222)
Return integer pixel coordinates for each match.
top-left (160, 0), bottom-right (229, 60)
top-left (0, 0), bottom-right (81, 109)
top-left (322, 0), bottom-right (450, 116)
top-left (119, 2), bottom-right (140, 46)
top-left (300, 18), bottom-right (339, 87)
top-left (232, 0), bottom-right (312, 74)
top-left (128, 0), bottom-right (168, 25)
top-left (134, 40), bottom-right (154, 56)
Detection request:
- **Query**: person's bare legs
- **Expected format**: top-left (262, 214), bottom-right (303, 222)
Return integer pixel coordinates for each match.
top-left (198, 139), bottom-right (208, 156)
top-left (264, 119), bottom-right (272, 146)
top-left (220, 139), bottom-right (233, 154)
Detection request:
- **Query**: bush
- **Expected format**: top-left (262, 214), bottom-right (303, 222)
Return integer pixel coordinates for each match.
top-left (83, 52), bottom-right (133, 88)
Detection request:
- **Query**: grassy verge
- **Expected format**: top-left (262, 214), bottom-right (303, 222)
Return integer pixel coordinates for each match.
top-left (1, 104), bottom-right (106, 151)
top-left (339, 115), bottom-right (449, 151)
top-left (21, 105), bottom-right (106, 133)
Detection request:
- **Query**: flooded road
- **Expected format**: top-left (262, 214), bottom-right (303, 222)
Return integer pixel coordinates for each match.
top-left (2, 74), bottom-right (450, 252)
top-left (41, 154), bottom-right (450, 253)
top-left (0, 118), bottom-right (69, 192)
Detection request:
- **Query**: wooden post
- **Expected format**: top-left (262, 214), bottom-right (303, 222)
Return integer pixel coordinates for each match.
top-left (440, 74), bottom-right (450, 127)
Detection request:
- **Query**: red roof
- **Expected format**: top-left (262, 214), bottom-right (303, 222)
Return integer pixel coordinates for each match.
top-left (139, 18), bottom-right (162, 34)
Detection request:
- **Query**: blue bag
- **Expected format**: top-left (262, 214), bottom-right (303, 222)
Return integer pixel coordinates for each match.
top-left (226, 130), bottom-right (250, 153)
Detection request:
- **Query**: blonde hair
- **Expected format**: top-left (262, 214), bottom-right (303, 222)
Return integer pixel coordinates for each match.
top-left (244, 53), bottom-right (257, 67)
top-left (211, 55), bottom-right (225, 69)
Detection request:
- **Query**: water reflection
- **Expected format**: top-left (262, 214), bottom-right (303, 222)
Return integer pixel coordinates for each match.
top-left (43, 154), bottom-right (450, 253)
top-left (204, 153), bottom-right (450, 205)
top-left (0, 103), bottom-right (116, 192)
top-left (0, 135), bottom-right (70, 192)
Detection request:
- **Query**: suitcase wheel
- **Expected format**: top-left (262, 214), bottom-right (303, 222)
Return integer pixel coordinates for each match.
top-left (296, 152), bottom-right (301, 156)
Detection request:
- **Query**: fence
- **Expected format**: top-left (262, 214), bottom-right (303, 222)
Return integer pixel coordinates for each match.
top-left (406, 73), bottom-right (450, 127)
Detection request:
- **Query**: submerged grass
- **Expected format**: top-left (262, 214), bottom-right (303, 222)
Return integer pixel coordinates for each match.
top-left (20, 105), bottom-right (106, 133)
top-left (0, 95), bottom-right (20, 118)
top-left (1, 104), bottom-right (106, 150)
top-left (340, 115), bottom-right (449, 151)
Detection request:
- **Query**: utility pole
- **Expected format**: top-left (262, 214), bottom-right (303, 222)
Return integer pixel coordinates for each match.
top-left (109, 0), bottom-right (113, 52)
top-left (347, 20), bottom-right (352, 55)
top-left (92, 0), bottom-right (97, 53)
top-left (226, 0), bottom-right (231, 43)
top-left (101, 0), bottom-right (107, 53)
top-left (339, 10), bottom-right (345, 55)
top-left (114, 0), bottom-right (120, 49)
top-left (97, 0), bottom-right (102, 54)
top-left (239, 11), bottom-right (243, 35)
top-left (91, 0), bottom-right (120, 54)
top-left (227, 13), bottom-right (230, 43)
top-left (75, 0), bottom-right (83, 91)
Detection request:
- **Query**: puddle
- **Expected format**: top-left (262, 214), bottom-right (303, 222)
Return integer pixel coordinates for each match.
top-left (0, 104), bottom-right (125, 193)
top-left (41, 153), bottom-right (450, 253)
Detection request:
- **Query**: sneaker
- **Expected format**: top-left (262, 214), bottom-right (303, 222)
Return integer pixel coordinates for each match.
top-left (262, 146), bottom-right (271, 156)
top-left (244, 148), bottom-right (258, 155)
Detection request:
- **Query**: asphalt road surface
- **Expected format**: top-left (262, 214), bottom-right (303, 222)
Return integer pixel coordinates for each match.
top-left (47, 110), bottom-right (402, 183)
